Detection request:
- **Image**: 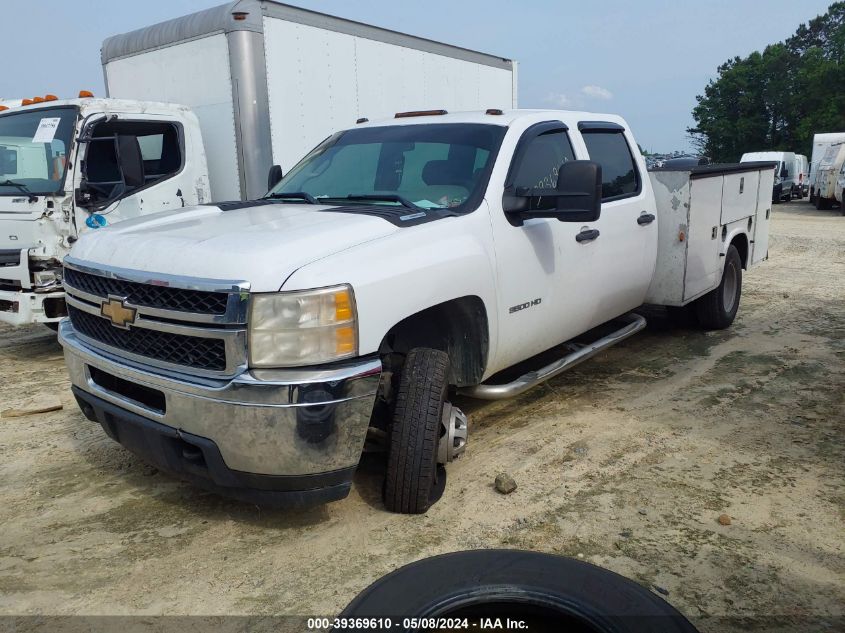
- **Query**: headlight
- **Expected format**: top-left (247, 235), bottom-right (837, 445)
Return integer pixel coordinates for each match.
top-left (248, 284), bottom-right (357, 367)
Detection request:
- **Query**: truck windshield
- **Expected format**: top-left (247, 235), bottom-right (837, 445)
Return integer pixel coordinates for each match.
top-left (270, 123), bottom-right (506, 212)
top-left (0, 106), bottom-right (77, 196)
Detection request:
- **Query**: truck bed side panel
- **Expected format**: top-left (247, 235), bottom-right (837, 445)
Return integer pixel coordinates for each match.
top-left (104, 34), bottom-right (241, 202)
top-left (644, 170), bottom-right (690, 306)
top-left (262, 17), bottom-right (516, 171)
top-left (684, 177), bottom-right (724, 301)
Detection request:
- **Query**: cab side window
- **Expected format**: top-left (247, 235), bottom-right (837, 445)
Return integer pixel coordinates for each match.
top-left (84, 120), bottom-right (183, 203)
top-left (511, 130), bottom-right (575, 192)
top-left (581, 129), bottom-right (640, 201)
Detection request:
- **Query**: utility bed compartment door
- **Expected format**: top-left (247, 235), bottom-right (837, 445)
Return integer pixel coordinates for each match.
top-left (752, 169), bottom-right (774, 265)
top-left (722, 171), bottom-right (760, 224)
top-left (684, 177), bottom-right (723, 301)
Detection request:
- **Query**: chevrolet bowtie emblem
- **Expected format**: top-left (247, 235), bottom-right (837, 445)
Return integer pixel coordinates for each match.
top-left (100, 296), bottom-right (137, 328)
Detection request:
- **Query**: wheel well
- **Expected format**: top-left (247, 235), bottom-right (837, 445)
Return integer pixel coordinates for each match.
top-left (379, 296), bottom-right (488, 387)
top-left (730, 233), bottom-right (749, 269)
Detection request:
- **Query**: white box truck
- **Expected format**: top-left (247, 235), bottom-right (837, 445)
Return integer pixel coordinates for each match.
top-left (101, 0), bottom-right (518, 202)
top-left (808, 132), bottom-right (845, 205)
top-left (0, 1), bottom-right (517, 327)
top-left (58, 109), bottom-right (773, 513)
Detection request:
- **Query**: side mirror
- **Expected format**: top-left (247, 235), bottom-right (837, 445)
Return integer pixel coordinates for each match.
top-left (117, 135), bottom-right (145, 188)
top-left (553, 160), bottom-right (602, 222)
top-left (503, 160), bottom-right (602, 224)
top-left (780, 164), bottom-right (788, 178)
top-left (267, 164), bottom-right (284, 191)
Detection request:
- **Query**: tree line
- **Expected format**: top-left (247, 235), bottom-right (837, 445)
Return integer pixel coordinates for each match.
top-left (688, 2), bottom-right (845, 163)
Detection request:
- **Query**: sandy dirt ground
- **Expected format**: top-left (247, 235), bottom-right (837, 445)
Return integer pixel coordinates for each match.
top-left (0, 201), bottom-right (842, 631)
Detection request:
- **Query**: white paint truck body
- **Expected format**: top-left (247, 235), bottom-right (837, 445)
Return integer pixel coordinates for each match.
top-left (59, 110), bottom-right (773, 512)
top-left (0, 98), bottom-right (210, 326)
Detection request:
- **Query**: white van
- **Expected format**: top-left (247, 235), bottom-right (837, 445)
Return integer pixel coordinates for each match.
top-left (740, 151), bottom-right (796, 202)
top-left (793, 154), bottom-right (809, 197)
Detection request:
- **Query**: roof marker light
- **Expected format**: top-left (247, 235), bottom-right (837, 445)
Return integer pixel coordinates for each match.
top-left (78, 90), bottom-right (94, 98)
top-left (356, 117), bottom-right (368, 124)
top-left (486, 108), bottom-right (503, 115)
top-left (21, 98), bottom-right (33, 106)
top-left (44, 94), bottom-right (58, 101)
top-left (32, 97), bottom-right (45, 103)
top-left (395, 109), bottom-right (448, 118)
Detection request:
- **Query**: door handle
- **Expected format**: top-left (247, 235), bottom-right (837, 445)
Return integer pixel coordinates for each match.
top-left (637, 213), bottom-right (656, 225)
top-left (576, 228), bottom-right (600, 243)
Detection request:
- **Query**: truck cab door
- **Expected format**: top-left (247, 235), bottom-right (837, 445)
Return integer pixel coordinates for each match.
top-left (576, 123), bottom-right (657, 318)
top-left (487, 122), bottom-right (601, 370)
top-left (75, 117), bottom-right (190, 230)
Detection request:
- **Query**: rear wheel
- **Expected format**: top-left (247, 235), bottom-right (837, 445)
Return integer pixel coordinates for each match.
top-left (816, 194), bottom-right (832, 210)
top-left (383, 348), bottom-right (450, 514)
top-left (694, 244), bottom-right (742, 330)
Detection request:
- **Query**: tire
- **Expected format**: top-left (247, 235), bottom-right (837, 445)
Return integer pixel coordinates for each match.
top-left (694, 244), bottom-right (742, 330)
top-left (383, 347), bottom-right (449, 514)
top-left (336, 550), bottom-right (699, 633)
top-left (816, 194), bottom-right (832, 210)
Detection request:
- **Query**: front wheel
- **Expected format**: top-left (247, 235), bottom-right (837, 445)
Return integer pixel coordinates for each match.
top-left (694, 244), bottom-right (742, 330)
top-left (383, 348), bottom-right (450, 514)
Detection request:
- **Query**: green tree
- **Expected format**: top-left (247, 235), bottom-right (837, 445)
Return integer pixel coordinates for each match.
top-left (688, 2), bottom-right (845, 162)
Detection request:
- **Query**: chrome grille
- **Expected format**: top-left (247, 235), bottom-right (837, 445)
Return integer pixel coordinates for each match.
top-left (64, 267), bottom-right (229, 315)
top-left (68, 305), bottom-right (227, 371)
top-left (62, 258), bottom-right (249, 377)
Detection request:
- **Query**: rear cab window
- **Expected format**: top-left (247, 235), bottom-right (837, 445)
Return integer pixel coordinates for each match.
top-left (579, 122), bottom-right (641, 202)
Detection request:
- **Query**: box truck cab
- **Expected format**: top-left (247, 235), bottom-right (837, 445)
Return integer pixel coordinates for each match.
top-left (813, 142), bottom-right (845, 211)
top-left (740, 151), bottom-right (795, 202)
top-left (58, 109), bottom-right (773, 514)
top-left (0, 96), bottom-right (210, 326)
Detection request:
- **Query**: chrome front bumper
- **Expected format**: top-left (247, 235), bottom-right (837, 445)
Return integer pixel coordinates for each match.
top-left (59, 319), bottom-right (381, 479)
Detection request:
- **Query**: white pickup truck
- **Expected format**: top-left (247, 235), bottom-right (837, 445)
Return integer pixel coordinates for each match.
top-left (58, 109), bottom-right (773, 513)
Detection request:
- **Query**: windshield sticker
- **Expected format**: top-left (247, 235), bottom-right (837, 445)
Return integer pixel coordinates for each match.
top-left (32, 118), bottom-right (61, 143)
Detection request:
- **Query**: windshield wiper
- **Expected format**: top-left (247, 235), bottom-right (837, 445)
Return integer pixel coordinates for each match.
top-left (343, 194), bottom-right (425, 213)
top-left (264, 191), bottom-right (318, 204)
top-left (0, 179), bottom-right (31, 194)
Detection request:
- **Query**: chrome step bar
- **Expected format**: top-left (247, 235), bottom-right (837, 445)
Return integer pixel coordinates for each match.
top-left (459, 313), bottom-right (647, 400)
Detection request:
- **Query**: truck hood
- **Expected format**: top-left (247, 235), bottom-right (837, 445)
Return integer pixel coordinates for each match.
top-left (68, 202), bottom-right (399, 292)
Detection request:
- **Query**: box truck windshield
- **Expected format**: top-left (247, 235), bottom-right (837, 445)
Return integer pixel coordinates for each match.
top-left (269, 123), bottom-right (507, 212)
top-left (0, 106), bottom-right (76, 196)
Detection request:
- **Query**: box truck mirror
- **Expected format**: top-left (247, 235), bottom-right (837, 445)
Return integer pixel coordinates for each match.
top-left (267, 164), bottom-right (284, 191)
top-left (116, 135), bottom-right (145, 188)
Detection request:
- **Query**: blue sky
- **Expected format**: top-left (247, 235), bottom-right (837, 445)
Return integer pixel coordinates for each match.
top-left (2, 0), bottom-right (833, 152)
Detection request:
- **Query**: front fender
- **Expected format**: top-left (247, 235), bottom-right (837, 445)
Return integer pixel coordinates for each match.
top-left (281, 206), bottom-right (500, 360)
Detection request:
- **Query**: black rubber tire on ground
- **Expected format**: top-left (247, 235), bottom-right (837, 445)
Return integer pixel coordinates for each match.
top-left (694, 244), bottom-right (742, 330)
top-left (336, 550), bottom-right (699, 633)
top-left (383, 347), bottom-right (449, 514)
top-left (816, 194), bottom-right (832, 210)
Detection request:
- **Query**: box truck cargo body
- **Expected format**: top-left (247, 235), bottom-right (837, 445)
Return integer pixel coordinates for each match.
top-left (101, 0), bottom-right (518, 202)
top-left (809, 132), bottom-right (845, 202)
